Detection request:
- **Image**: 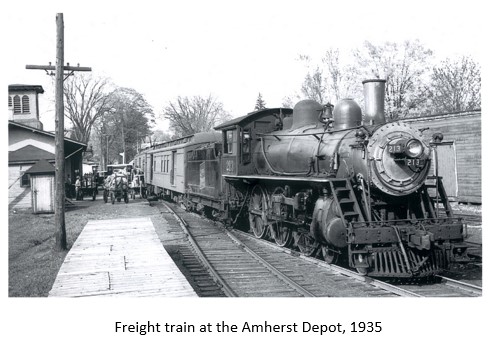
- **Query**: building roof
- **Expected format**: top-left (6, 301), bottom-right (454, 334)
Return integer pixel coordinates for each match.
top-left (8, 121), bottom-right (87, 164)
top-left (25, 159), bottom-right (55, 175)
top-left (8, 84), bottom-right (45, 94)
top-left (9, 120), bottom-right (86, 147)
top-left (9, 145), bottom-right (55, 163)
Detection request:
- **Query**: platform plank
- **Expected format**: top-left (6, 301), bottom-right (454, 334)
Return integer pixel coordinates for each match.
top-left (49, 217), bottom-right (197, 297)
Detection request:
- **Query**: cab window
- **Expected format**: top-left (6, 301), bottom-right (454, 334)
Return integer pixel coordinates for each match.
top-left (241, 129), bottom-right (251, 164)
top-left (224, 130), bottom-right (234, 154)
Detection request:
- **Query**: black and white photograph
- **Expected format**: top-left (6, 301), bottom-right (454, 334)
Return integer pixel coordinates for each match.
top-left (3, 0), bottom-right (485, 342)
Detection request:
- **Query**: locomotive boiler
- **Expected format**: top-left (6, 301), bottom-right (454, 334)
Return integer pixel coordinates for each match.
top-left (226, 79), bottom-right (468, 278)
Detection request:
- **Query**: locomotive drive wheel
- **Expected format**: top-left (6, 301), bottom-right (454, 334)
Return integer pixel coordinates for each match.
top-left (272, 223), bottom-right (293, 247)
top-left (248, 185), bottom-right (269, 239)
top-left (270, 187), bottom-right (293, 247)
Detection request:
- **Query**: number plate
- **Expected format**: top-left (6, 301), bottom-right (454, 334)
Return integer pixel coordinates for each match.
top-left (406, 159), bottom-right (425, 167)
top-left (387, 144), bottom-right (403, 153)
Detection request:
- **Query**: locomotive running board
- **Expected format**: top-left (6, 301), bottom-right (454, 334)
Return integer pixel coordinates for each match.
top-left (223, 174), bottom-right (334, 183)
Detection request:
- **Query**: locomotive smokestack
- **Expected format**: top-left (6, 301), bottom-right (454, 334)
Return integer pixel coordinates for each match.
top-left (362, 79), bottom-right (386, 125)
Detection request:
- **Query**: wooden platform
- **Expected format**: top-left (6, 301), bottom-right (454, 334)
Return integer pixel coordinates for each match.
top-left (49, 217), bottom-right (197, 297)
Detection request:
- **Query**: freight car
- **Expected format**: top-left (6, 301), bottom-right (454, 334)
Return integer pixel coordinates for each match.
top-left (404, 110), bottom-right (481, 204)
top-left (136, 79), bottom-right (468, 279)
top-left (136, 132), bottom-right (221, 202)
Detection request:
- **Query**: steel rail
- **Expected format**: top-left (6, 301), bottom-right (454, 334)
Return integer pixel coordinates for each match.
top-left (224, 230), bottom-right (317, 297)
top-left (163, 203), bottom-right (238, 297)
top-left (438, 276), bottom-right (482, 296)
top-left (230, 229), bottom-right (424, 297)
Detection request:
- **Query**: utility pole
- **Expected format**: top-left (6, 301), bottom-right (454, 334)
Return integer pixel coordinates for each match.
top-left (26, 13), bottom-right (91, 251)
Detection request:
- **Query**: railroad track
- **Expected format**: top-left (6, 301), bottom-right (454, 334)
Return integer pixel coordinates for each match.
top-left (160, 201), bottom-right (482, 297)
top-left (232, 228), bottom-right (482, 297)
top-left (397, 276), bottom-right (482, 297)
top-left (453, 213), bottom-right (482, 223)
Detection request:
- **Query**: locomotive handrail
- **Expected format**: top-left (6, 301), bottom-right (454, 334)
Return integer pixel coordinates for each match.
top-left (255, 124), bottom-right (374, 137)
top-left (348, 216), bottom-right (463, 228)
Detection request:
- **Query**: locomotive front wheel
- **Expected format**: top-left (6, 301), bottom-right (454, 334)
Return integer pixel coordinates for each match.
top-left (248, 185), bottom-right (269, 239)
top-left (321, 246), bottom-right (339, 264)
top-left (353, 254), bottom-right (370, 276)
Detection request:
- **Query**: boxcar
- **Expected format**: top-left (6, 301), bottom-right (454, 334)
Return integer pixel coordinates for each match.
top-left (404, 110), bottom-right (481, 204)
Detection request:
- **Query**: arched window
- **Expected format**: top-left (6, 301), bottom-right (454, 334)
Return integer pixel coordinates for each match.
top-left (13, 95), bottom-right (21, 113)
top-left (22, 95), bottom-right (30, 113)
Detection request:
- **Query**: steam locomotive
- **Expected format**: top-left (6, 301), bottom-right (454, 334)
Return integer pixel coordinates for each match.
top-left (134, 79), bottom-right (468, 278)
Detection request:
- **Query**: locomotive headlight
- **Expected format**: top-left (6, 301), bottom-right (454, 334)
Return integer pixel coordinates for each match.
top-left (405, 139), bottom-right (423, 158)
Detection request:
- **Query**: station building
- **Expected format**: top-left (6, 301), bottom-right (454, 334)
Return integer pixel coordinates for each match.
top-left (8, 84), bottom-right (86, 211)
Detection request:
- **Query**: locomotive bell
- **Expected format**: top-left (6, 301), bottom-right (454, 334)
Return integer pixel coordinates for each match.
top-left (332, 98), bottom-right (362, 129)
top-left (363, 79), bottom-right (386, 125)
top-left (291, 99), bottom-right (323, 129)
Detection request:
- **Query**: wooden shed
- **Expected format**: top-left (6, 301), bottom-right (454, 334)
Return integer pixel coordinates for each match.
top-left (25, 159), bottom-right (55, 214)
top-left (404, 110), bottom-right (481, 204)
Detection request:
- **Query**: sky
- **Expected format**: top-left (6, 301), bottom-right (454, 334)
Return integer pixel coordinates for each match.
top-left (3, 0), bottom-right (485, 132)
top-left (2, 1), bottom-right (487, 342)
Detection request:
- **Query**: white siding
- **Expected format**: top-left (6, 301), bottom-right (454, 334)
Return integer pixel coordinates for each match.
top-left (8, 165), bottom-right (33, 209)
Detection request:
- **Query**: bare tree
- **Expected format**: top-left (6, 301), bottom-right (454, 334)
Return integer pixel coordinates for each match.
top-left (300, 67), bottom-right (327, 103)
top-left (63, 74), bottom-right (113, 143)
top-left (299, 51), bottom-right (361, 106)
top-left (90, 87), bottom-right (154, 167)
top-left (429, 56), bottom-right (481, 113)
top-left (149, 129), bottom-right (173, 144)
top-left (354, 40), bottom-right (433, 119)
top-left (163, 95), bottom-right (231, 137)
top-left (322, 48), bottom-right (361, 104)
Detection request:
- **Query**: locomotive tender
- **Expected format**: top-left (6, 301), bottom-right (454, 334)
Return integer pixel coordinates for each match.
top-left (135, 79), bottom-right (468, 278)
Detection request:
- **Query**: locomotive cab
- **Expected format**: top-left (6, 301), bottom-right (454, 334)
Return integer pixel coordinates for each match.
top-left (214, 107), bottom-right (293, 177)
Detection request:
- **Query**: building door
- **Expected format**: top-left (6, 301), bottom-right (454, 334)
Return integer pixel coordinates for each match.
top-left (433, 143), bottom-right (458, 199)
top-left (32, 175), bottom-right (54, 213)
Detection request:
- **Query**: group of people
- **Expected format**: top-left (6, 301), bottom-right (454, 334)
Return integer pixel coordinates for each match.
top-left (65, 174), bottom-right (87, 199)
top-left (65, 170), bottom-right (145, 200)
